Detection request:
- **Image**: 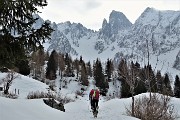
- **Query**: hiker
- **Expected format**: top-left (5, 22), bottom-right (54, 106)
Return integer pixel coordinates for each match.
top-left (89, 89), bottom-right (94, 109)
top-left (89, 88), bottom-right (100, 112)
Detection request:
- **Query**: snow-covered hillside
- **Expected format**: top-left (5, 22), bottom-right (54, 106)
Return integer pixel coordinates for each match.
top-left (2, 7), bottom-right (180, 119)
top-left (0, 73), bottom-right (180, 120)
top-left (0, 72), bottom-right (135, 120)
top-left (0, 96), bottom-right (140, 120)
top-left (1, 72), bottom-right (180, 120)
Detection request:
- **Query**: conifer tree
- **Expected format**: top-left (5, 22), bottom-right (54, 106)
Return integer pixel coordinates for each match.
top-left (64, 55), bottom-right (73, 77)
top-left (46, 50), bottom-right (57, 80)
top-left (0, 0), bottom-right (53, 68)
top-left (15, 59), bottom-right (30, 76)
top-left (163, 73), bottom-right (172, 95)
top-left (93, 58), bottom-right (108, 93)
top-left (133, 62), bottom-right (146, 95)
top-left (45, 51), bottom-right (50, 61)
top-left (73, 58), bottom-right (80, 79)
top-left (149, 67), bottom-right (157, 93)
top-left (174, 75), bottom-right (180, 98)
top-left (105, 58), bottom-right (114, 81)
top-left (118, 59), bottom-right (131, 98)
top-left (156, 70), bottom-right (163, 93)
top-left (86, 61), bottom-right (92, 77)
top-left (137, 68), bottom-right (148, 93)
top-left (80, 61), bottom-right (89, 86)
top-left (58, 53), bottom-right (65, 79)
top-left (64, 53), bottom-right (74, 77)
top-left (80, 56), bottom-right (83, 64)
top-left (31, 48), bottom-right (45, 78)
top-left (64, 53), bottom-right (69, 65)
top-left (144, 65), bottom-right (158, 94)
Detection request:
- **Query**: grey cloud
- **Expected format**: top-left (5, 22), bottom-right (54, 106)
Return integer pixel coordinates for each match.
top-left (85, 0), bottom-right (102, 10)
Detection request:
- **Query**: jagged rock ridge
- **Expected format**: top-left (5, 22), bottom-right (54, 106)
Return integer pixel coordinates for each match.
top-left (38, 8), bottom-right (180, 70)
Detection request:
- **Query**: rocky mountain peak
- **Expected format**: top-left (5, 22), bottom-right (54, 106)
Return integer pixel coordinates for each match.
top-left (109, 10), bottom-right (132, 32)
top-left (99, 10), bottom-right (132, 40)
top-left (41, 8), bottom-right (180, 72)
top-left (102, 18), bottom-right (108, 29)
top-left (109, 10), bottom-right (126, 21)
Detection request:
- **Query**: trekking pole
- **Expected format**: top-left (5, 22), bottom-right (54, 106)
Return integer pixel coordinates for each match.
top-left (89, 99), bottom-right (91, 111)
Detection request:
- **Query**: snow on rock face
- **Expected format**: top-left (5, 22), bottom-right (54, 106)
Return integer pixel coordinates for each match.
top-left (41, 8), bottom-right (180, 75)
top-left (131, 7), bottom-right (180, 55)
top-left (99, 10), bottom-right (132, 40)
top-left (173, 50), bottom-right (180, 70)
top-left (109, 10), bottom-right (132, 33)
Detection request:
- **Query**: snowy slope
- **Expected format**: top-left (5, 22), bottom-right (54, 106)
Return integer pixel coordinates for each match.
top-left (0, 73), bottom-right (138, 120)
top-left (1, 72), bottom-right (180, 120)
top-left (0, 73), bottom-right (49, 99)
top-left (1, 49), bottom-right (178, 120)
top-left (0, 95), bottom-right (141, 120)
top-left (1, 7), bottom-right (180, 120)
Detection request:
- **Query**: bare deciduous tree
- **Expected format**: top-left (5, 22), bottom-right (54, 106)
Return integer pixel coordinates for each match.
top-left (126, 94), bottom-right (177, 120)
top-left (58, 53), bottom-right (65, 79)
top-left (120, 60), bottom-right (141, 116)
top-left (30, 48), bottom-right (45, 80)
top-left (73, 58), bottom-right (80, 79)
top-left (3, 71), bottom-right (18, 94)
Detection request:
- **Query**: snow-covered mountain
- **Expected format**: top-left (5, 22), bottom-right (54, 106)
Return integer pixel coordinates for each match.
top-left (1, 8), bottom-right (180, 120)
top-left (45, 10), bottom-right (133, 59)
top-left (130, 7), bottom-right (180, 55)
top-left (42, 7), bottom-right (180, 75)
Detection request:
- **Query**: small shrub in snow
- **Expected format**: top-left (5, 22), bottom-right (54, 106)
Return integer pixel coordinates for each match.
top-left (27, 91), bottom-right (55, 99)
top-left (43, 98), bottom-right (65, 112)
top-left (4, 92), bottom-right (18, 99)
top-left (56, 94), bottom-right (75, 104)
top-left (126, 94), bottom-right (177, 120)
top-left (75, 90), bottom-right (84, 97)
top-left (27, 91), bottom-right (74, 104)
top-left (104, 93), bottom-right (115, 101)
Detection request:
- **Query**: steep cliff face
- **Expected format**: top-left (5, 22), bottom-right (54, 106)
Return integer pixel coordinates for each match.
top-left (40, 8), bottom-right (180, 71)
top-left (132, 7), bottom-right (180, 55)
top-left (98, 10), bottom-right (132, 42)
top-left (109, 10), bottom-right (132, 33)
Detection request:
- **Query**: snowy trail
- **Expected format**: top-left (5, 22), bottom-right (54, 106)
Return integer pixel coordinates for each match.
top-left (64, 96), bottom-right (140, 120)
top-left (64, 78), bottom-right (139, 120)
top-left (0, 74), bottom-right (153, 120)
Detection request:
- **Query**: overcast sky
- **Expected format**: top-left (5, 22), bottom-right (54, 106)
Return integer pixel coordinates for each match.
top-left (39, 0), bottom-right (180, 30)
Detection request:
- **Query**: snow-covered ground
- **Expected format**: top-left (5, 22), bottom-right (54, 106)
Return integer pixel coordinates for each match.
top-left (0, 72), bottom-right (180, 120)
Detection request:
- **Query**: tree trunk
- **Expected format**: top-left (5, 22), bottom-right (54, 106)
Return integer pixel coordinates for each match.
top-left (132, 95), bottom-right (135, 117)
top-left (76, 72), bottom-right (78, 79)
top-left (61, 71), bottom-right (63, 79)
top-left (4, 83), bottom-right (9, 94)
